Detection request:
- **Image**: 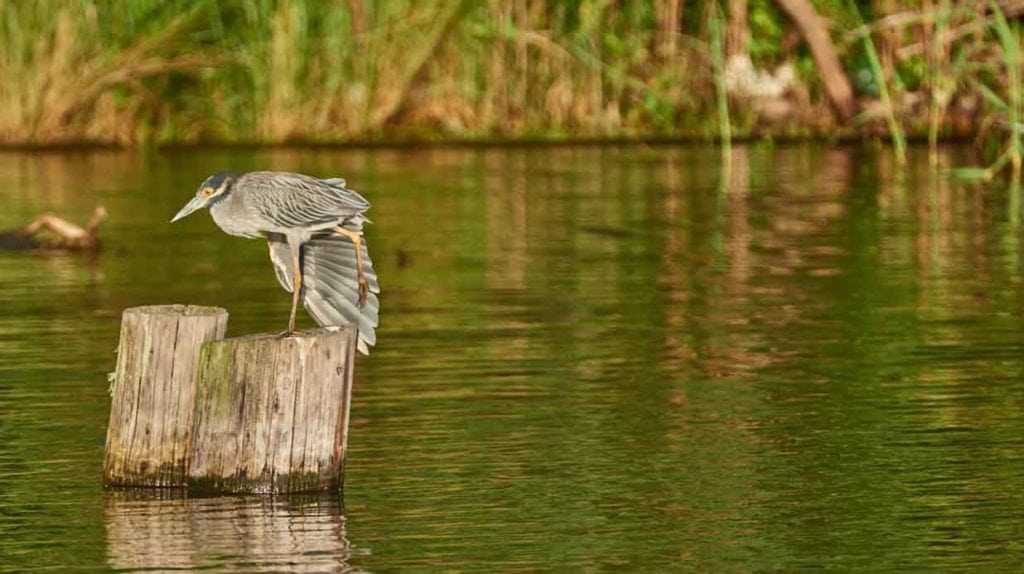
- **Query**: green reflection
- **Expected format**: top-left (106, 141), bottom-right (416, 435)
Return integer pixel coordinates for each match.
top-left (0, 146), bottom-right (1023, 572)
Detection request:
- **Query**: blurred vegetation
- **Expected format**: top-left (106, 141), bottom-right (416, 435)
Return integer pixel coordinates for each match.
top-left (1, 0), bottom-right (1024, 147)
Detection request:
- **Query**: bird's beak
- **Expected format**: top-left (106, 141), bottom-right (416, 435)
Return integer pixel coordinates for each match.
top-left (171, 196), bottom-right (205, 223)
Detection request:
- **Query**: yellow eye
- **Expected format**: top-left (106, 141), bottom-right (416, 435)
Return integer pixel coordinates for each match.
top-left (201, 187), bottom-right (214, 197)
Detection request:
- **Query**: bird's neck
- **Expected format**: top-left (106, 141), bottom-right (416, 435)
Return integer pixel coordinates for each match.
top-left (209, 192), bottom-right (259, 238)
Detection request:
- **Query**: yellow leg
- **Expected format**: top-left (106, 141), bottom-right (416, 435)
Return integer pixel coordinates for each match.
top-left (288, 245), bottom-right (302, 333)
top-left (334, 227), bottom-right (368, 307)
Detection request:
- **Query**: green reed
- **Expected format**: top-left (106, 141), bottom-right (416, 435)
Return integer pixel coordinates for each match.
top-left (709, 1), bottom-right (732, 165)
top-left (990, 0), bottom-right (1022, 180)
top-left (848, 0), bottom-right (906, 167)
top-left (929, 0), bottom-right (951, 167)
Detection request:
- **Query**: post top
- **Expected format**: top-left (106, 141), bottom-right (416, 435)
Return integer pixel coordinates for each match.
top-left (124, 305), bottom-right (229, 318)
top-left (225, 325), bottom-right (358, 343)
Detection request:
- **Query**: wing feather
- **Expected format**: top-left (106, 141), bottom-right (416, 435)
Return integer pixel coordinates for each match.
top-left (265, 231), bottom-right (380, 354)
top-left (243, 171), bottom-right (370, 231)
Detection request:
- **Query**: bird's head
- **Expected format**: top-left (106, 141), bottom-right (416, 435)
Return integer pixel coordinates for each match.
top-left (171, 171), bottom-right (236, 223)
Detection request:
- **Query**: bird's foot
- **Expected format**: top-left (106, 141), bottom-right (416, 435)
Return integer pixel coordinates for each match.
top-left (276, 329), bottom-right (295, 339)
top-left (357, 276), bottom-right (369, 307)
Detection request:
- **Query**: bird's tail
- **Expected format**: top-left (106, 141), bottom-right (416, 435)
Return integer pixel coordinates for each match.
top-left (268, 231), bottom-right (380, 354)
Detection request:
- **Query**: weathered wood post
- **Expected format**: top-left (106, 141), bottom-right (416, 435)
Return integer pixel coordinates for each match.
top-left (104, 305), bottom-right (228, 487)
top-left (188, 327), bottom-right (357, 494)
top-left (104, 306), bottom-right (357, 494)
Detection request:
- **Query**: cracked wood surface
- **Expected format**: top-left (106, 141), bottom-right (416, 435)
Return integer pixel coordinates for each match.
top-left (187, 327), bottom-right (357, 494)
top-left (103, 306), bottom-right (356, 493)
top-left (103, 305), bottom-right (228, 487)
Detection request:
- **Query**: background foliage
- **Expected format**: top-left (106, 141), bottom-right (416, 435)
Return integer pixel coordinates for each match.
top-left (0, 1), bottom-right (1017, 145)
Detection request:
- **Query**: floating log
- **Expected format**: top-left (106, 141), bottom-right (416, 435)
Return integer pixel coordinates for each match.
top-left (103, 306), bottom-right (357, 494)
top-left (0, 205), bottom-right (108, 251)
top-left (104, 305), bottom-right (228, 487)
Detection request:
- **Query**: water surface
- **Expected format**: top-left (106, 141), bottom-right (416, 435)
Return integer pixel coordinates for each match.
top-left (1, 145), bottom-right (1023, 572)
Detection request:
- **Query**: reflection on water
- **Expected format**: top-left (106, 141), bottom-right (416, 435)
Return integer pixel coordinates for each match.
top-left (105, 493), bottom-right (353, 572)
top-left (1, 145), bottom-right (1024, 572)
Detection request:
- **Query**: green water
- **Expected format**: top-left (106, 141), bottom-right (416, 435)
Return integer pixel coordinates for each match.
top-left (1, 145), bottom-right (1023, 572)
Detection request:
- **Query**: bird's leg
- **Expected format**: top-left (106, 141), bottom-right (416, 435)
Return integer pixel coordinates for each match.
top-left (286, 243), bottom-right (303, 335)
top-left (334, 226), bottom-right (368, 307)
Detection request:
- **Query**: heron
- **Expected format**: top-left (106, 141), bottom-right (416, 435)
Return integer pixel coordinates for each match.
top-left (171, 171), bottom-right (380, 354)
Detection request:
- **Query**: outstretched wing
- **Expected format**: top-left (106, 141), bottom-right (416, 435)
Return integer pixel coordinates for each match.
top-left (268, 230), bottom-right (380, 355)
top-left (243, 171), bottom-right (370, 230)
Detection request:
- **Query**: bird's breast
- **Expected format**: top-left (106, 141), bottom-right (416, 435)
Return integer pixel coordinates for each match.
top-left (210, 201), bottom-right (262, 238)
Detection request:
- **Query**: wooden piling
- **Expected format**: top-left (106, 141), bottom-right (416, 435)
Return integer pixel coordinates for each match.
top-left (104, 305), bottom-right (228, 487)
top-left (103, 306), bottom-right (358, 494)
top-left (188, 327), bottom-right (357, 494)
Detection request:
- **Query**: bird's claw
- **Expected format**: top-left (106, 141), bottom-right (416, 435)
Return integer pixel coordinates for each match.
top-left (276, 329), bottom-right (295, 339)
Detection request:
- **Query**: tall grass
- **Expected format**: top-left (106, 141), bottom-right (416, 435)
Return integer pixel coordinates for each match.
top-left (848, 0), bottom-right (906, 167)
top-left (0, 0), bottom-right (720, 144)
top-left (709, 2), bottom-right (731, 165)
top-left (951, 1), bottom-right (1024, 182)
top-left (0, 1), bottom-right (216, 144)
top-left (2, 0), bottom-right (1024, 146)
top-left (990, 1), bottom-right (1022, 181)
top-left (928, 0), bottom-right (950, 167)
top-left (231, 0), bottom-right (469, 140)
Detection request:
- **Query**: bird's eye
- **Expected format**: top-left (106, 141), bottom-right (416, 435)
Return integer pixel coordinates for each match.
top-left (201, 187), bottom-right (214, 197)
